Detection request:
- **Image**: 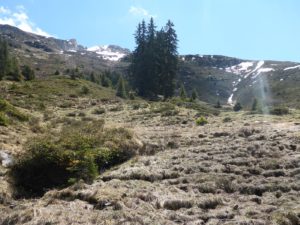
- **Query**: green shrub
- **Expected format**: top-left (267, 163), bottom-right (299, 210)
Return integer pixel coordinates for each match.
top-left (223, 117), bottom-right (232, 123)
top-left (109, 105), bottom-right (124, 112)
top-left (0, 113), bottom-right (9, 126)
top-left (273, 211), bottom-right (299, 225)
top-left (92, 107), bottom-right (106, 114)
top-left (270, 106), bottom-right (289, 115)
top-left (10, 120), bottom-right (140, 198)
top-left (67, 112), bottom-right (76, 117)
top-left (170, 97), bottom-right (219, 116)
top-left (251, 98), bottom-right (257, 111)
top-left (150, 102), bottom-right (178, 116)
top-left (198, 198), bottom-right (222, 209)
top-left (233, 102), bottom-right (242, 112)
top-left (128, 91), bottom-right (135, 100)
top-left (80, 86), bottom-right (90, 95)
top-left (195, 116), bottom-right (208, 126)
top-left (116, 76), bottom-right (127, 99)
top-left (22, 65), bottom-right (35, 81)
top-left (0, 98), bottom-right (29, 124)
top-left (215, 100), bottom-right (221, 108)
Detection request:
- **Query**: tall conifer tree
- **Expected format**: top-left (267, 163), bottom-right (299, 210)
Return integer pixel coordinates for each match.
top-left (130, 18), bottom-right (178, 99)
top-left (0, 38), bottom-right (9, 80)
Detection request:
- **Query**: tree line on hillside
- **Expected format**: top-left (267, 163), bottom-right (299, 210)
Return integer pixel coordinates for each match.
top-left (0, 38), bottom-right (35, 81)
top-left (130, 18), bottom-right (178, 99)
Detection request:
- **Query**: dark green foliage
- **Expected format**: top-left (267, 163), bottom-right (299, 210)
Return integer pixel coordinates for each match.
top-left (10, 120), bottom-right (139, 198)
top-left (90, 72), bottom-right (96, 83)
top-left (196, 116), bottom-right (208, 126)
top-left (215, 100), bottom-right (221, 108)
top-left (233, 102), bottom-right (242, 112)
top-left (0, 113), bottom-right (9, 126)
top-left (22, 65), bottom-right (35, 81)
top-left (170, 97), bottom-right (220, 116)
top-left (130, 18), bottom-right (178, 99)
top-left (54, 70), bottom-right (60, 75)
top-left (251, 98), bottom-right (257, 111)
top-left (223, 117), bottom-right (232, 123)
top-left (0, 98), bottom-right (28, 126)
top-left (128, 91), bottom-right (135, 100)
top-left (70, 67), bottom-right (82, 80)
top-left (8, 57), bottom-right (23, 81)
top-left (92, 107), bottom-right (105, 115)
top-left (0, 38), bottom-right (9, 80)
top-left (270, 106), bottom-right (289, 115)
top-left (100, 71), bottom-right (112, 87)
top-left (116, 76), bottom-right (127, 98)
top-left (80, 86), bottom-right (90, 95)
top-left (150, 102), bottom-right (179, 117)
top-left (191, 89), bottom-right (198, 101)
top-left (179, 84), bottom-right (187, 99)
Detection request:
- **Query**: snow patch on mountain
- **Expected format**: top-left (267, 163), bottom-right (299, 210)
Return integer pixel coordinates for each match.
top-left (87, 45), bottom-right (129, 61)
top-left (244, 60), bottom-right (264, 78)
top-left (284, 65), bottom-right (300, 71)
top-left (225, 61), bottom-right (254, 75)
top-left (227, 61), bottom-right (265, 105)
top-left (228, 93), bottom-right (234, 105)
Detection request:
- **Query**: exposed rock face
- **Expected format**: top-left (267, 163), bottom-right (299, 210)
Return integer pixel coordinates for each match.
top-left (0, 151), bottom-right (14, 167)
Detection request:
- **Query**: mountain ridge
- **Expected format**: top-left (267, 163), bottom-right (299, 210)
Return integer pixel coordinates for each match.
top-left (1, 24), bottom-right (300, 108)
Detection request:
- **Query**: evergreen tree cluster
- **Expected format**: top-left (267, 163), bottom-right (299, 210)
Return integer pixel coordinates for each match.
top-left (131, 18), bottom-right (178, 99)
top-left (0, 38), bottom-right (35, 81)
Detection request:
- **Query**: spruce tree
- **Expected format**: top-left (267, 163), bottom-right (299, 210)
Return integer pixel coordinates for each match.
top-left (116, 76), bottom-right (127, 98)
top-left (0, 38), bottom-right (9, 80)
top-left (233, 102), bottom-right (242, 112)
top-left (90, 72), bottom-right (96, 83)
top-left (161, 20), bottom-right (178, 98)
top-left (100, 71), bottom-right (111, 87)
top-left (9, 57), bottom-right (22, 81)
top-left (130, 18), bottom-right (178, 99)
top-left (215, 100), bottom-right (221, 108)
top-left (144, 17), bottom-right (158, 97)
top-left (22, 65), bottom-right (35, 81)
top-left (131, 20), bottom-right (147, 96)
top-left (179, 84), bottom-right (187, 99)
top-left (191, 89), bottom-right (198, 101)
top-left (251, 98), bottom-right (257, 111)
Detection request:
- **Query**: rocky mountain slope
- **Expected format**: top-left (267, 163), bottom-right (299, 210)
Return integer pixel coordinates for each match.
top-left (179, 55), bottom-right (300, 108)
top-left (1, 24), bottom-right (300, 108)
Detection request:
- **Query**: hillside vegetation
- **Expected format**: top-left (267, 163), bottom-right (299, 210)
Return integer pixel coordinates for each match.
top-left (0, 23), bottom-right (299, 225)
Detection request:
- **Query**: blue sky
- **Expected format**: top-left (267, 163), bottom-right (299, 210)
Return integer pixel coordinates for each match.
top-left (0, 0), bottom-right (300, 62)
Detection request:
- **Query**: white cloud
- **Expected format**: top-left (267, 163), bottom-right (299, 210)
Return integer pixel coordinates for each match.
top-left (0, 6), bottom-right (10, 14)
top-left (129, 6), bottom-right (157, 19)
top-left (0, 5), bottom-right (51, 37)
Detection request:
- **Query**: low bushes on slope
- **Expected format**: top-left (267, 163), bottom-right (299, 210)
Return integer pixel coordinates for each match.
top-left (170, 97), bottom-right (220, 116)
top-left (0, 98), bottom-right (28, 126)
top-left (269, 106), bottom-right (289, 115)
top-left (10, 119), bottom-right (141, 198)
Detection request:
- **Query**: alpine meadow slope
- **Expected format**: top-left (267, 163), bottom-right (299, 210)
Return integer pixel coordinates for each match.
top-left (0, 23), bottom-right (299, 225)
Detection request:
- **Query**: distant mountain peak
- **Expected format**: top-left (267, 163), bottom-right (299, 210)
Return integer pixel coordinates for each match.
top-left (87, 45), bottom-right (130, 61)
